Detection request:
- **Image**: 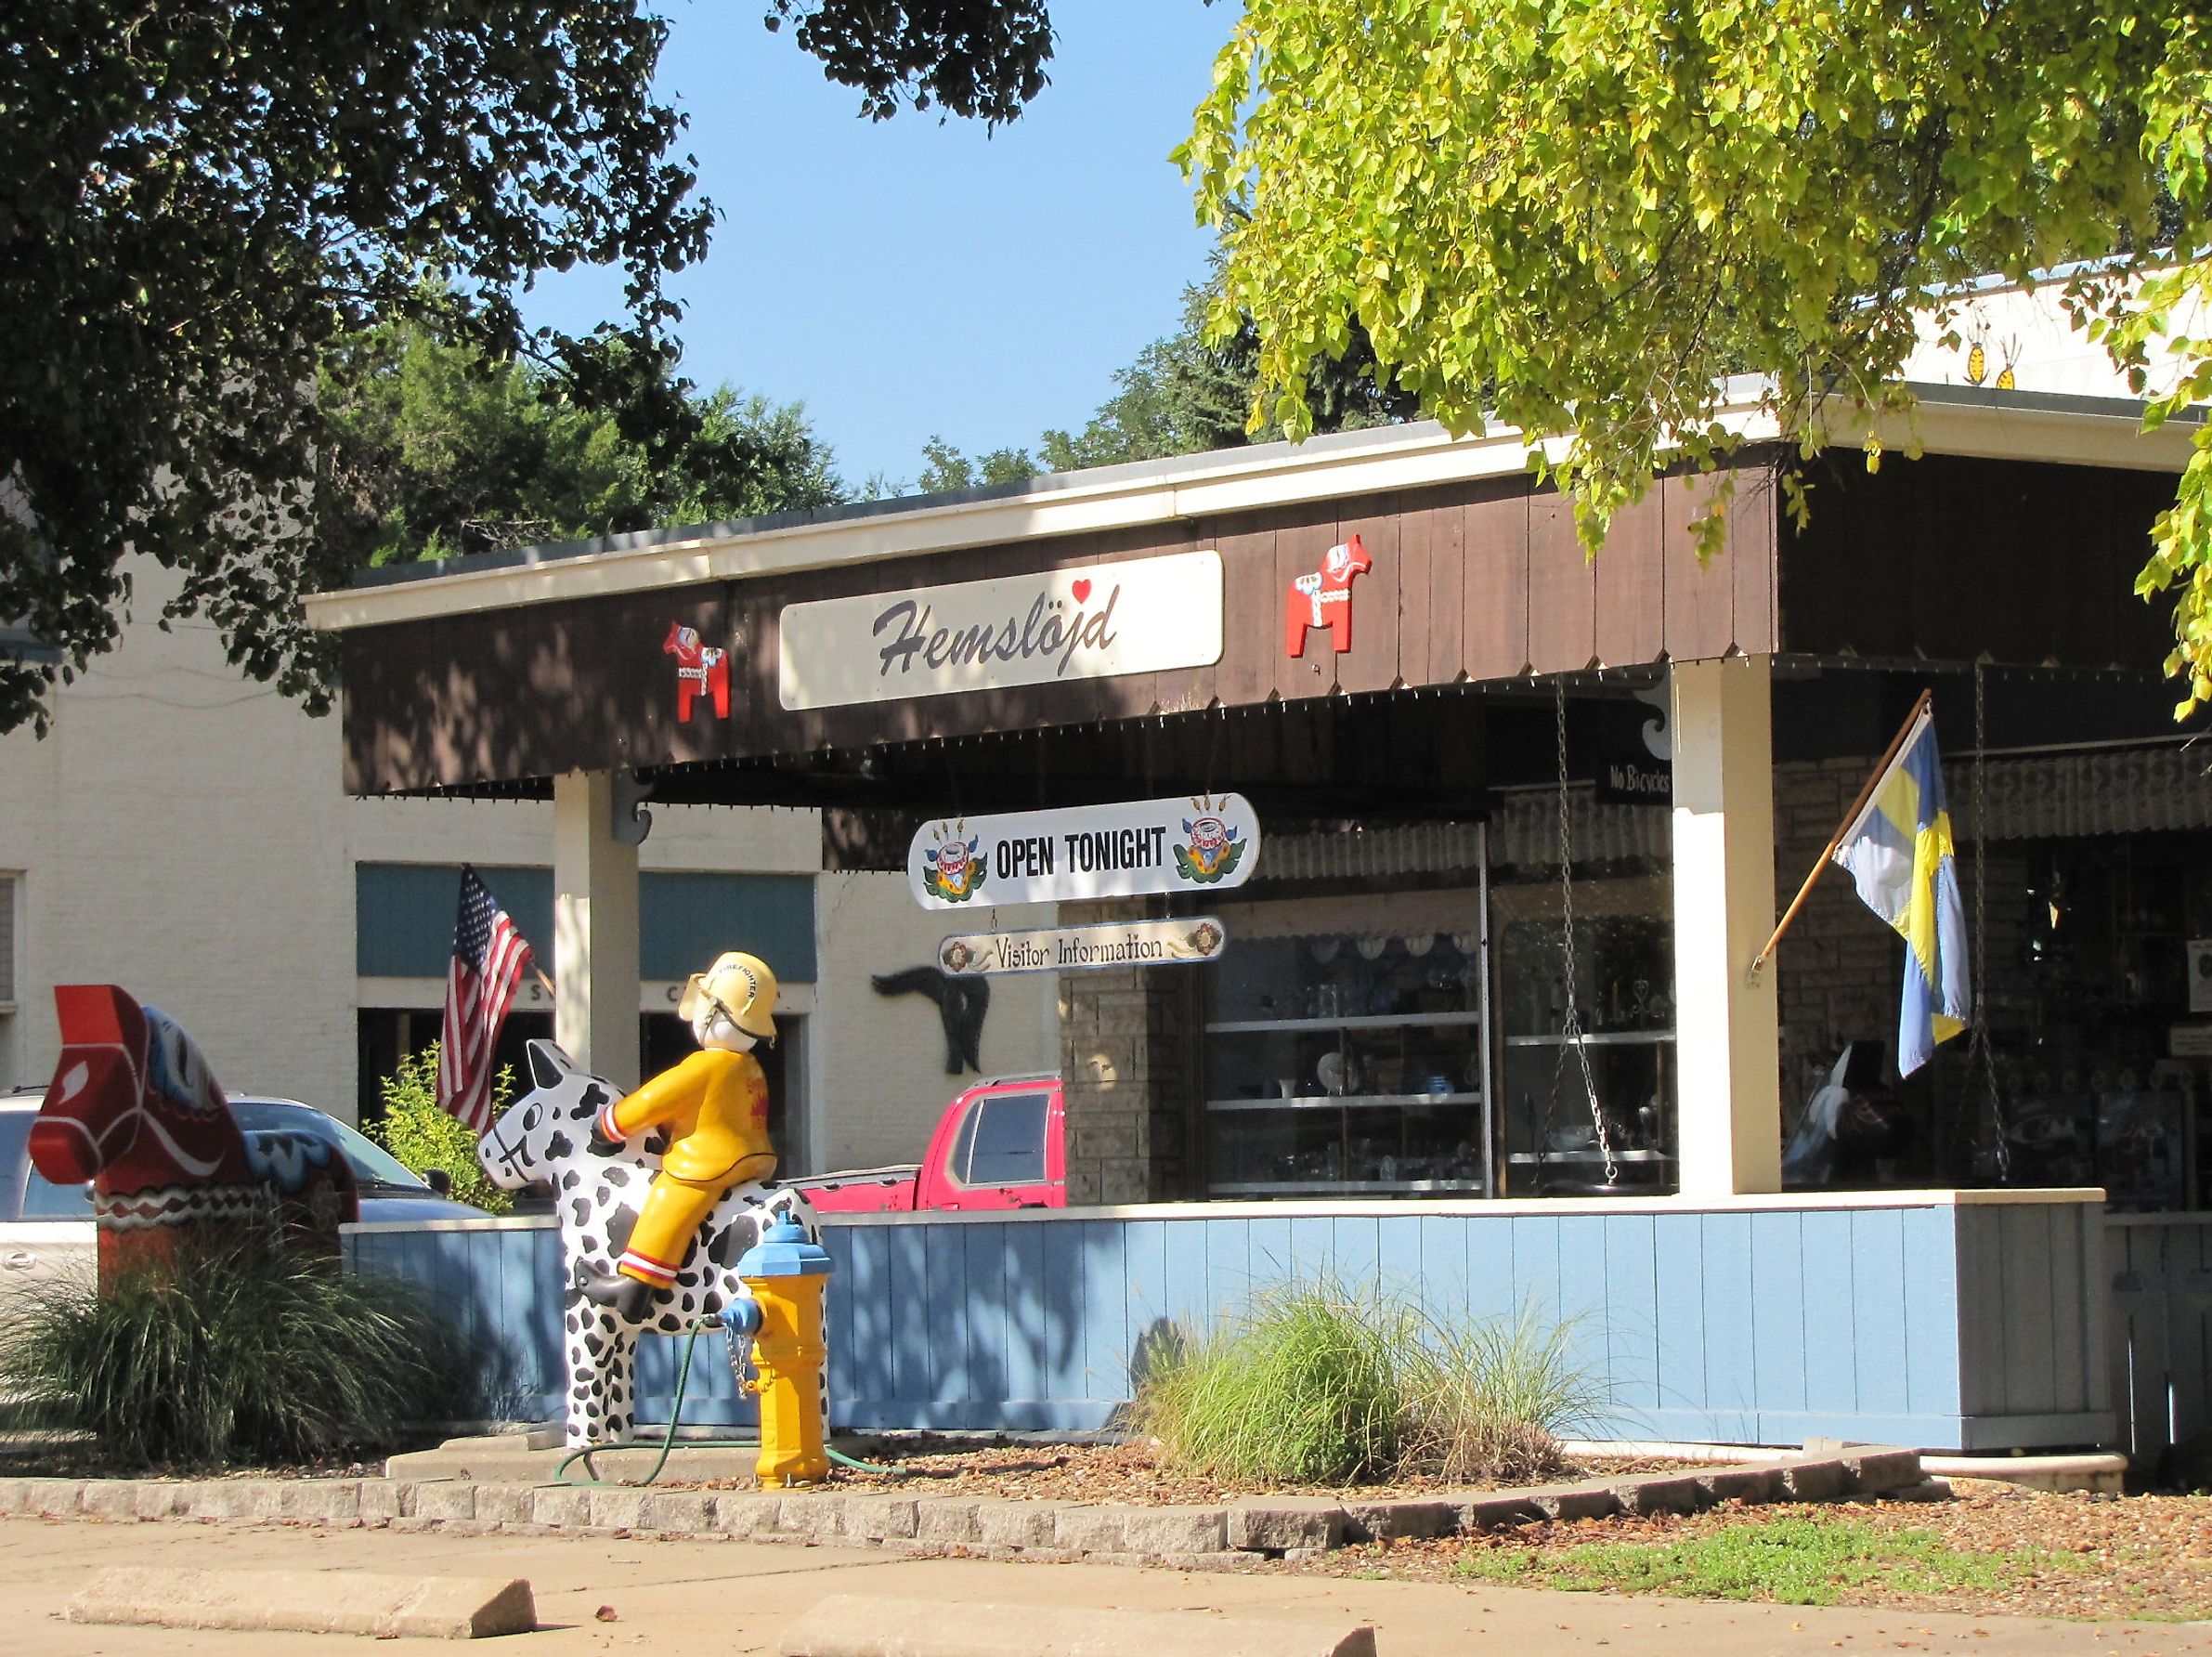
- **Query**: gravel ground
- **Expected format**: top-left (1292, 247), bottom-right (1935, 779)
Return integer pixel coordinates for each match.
top-left (1291, 1481), bottom-right (2212, 1624)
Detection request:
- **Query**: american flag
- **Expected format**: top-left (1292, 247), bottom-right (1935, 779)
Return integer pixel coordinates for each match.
top-left (438, 866), bottom-right (534, 1133)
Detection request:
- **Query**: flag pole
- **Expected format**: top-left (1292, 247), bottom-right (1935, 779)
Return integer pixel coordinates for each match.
top-left (1750, 688), bottom-right (1933, 977)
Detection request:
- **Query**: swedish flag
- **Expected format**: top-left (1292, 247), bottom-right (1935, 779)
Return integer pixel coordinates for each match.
top-left (1832, 703), bottom-right (1970, 1075)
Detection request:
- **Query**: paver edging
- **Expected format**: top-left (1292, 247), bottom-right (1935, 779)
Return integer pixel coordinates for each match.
top-left (7, 1449), bottom-right (1921, 1564)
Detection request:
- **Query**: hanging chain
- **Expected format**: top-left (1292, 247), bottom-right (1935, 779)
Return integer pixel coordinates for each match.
top-left (1966, 663), bottom-right (2010, 1181)
top-left (1554, 681), bottom-right (1620, 1184)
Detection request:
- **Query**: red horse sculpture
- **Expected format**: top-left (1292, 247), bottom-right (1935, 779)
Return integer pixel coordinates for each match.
top-left (1284, 533), bottom-right (1373, 657)
top-left (663, 621), bottom-right (730, 723)
top-left (29, 985), bottom-right (356, 1279)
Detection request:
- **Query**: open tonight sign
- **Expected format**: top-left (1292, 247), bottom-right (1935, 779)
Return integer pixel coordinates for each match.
top-left (907, 793), bottom-right (1261, 909)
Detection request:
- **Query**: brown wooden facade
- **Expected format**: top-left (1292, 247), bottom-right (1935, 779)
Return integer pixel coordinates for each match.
top-left (338, 450), bottom-right (2177, 797)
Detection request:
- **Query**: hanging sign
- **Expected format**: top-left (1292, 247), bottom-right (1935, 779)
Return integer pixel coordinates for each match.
top-left (938, 917), bottom-right (1228, 977)
top-left (909, 793), bottom-right (1260, 909)
top-left (778, 550), bottom-right (1223, 711)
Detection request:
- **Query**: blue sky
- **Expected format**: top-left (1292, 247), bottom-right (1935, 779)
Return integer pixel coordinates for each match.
top-left (524, 3), bottom-right (1243, 492)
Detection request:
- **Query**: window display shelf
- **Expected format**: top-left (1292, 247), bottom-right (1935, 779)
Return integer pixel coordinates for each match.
top-left (1503, 1030), bottom-right (1675, 1048)
top-left (1206, 1090), bottom-right (1484, 1114)
top-left (1206, 1012), bottom-right (1483, 1035)
top-left (1207, 1179), bottom-right (1488, 1197)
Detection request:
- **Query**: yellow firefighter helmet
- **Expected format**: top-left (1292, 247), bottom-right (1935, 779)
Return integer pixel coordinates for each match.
top-left (679, 950), bottom-right (779, 1042)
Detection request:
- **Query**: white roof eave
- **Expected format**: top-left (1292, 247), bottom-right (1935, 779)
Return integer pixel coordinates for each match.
top-left (299, 379), bottom-right (2182, 633)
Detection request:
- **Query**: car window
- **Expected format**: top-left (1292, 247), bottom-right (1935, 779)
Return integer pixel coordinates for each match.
top-left (0, 1109), bottom-right (91, 1220)
top-left (961, 1092), bottom-right (1047, 1186)
top-left (0, 1112), bottom-right (30, 1221)
top-left (229, 1101), bottom-right (429, 1191)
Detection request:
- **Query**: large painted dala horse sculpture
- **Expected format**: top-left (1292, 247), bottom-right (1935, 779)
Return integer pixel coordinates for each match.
top-left (29, 985), bottom-right (358, 1279)
top-left (475, 1039), bottom-right (820, 1448)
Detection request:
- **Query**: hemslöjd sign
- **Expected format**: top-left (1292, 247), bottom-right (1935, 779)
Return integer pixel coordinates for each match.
top-left (909, 794), bottom-right (1260, 909)
top-left (777, 550), bottom-right (1224, 711)
top-left (939, 917), bottom-right (1230, 977)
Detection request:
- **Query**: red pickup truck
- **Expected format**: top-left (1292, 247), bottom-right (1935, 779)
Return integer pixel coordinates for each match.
top-left (791, 1074), bottom-right (1065, 1213)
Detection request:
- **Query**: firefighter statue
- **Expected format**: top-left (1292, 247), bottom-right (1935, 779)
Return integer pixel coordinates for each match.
top-left (581, 950), bottom-right (779, 1322)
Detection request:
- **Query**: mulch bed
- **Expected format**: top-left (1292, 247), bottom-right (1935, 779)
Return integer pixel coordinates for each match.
top-left (1290, 1481), bottom-right (2212, 1624)
top-left (790, 1436), bottom-right (1700, 1505)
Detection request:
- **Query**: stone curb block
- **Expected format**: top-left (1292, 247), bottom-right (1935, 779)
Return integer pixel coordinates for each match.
top-left (411, 1481), bottom-right (478, 1522)
top-left (470, 1485), bottom-right (535, 1527)
top-left (1226, 1495), bottom-right (1347, 1552)
top-left (1614, 1474), bottom-right (1703, 1517)
top-left (276, 1481), bottom-right (362, 1527)
top-left (358, 1481), bottom-right (407, 1525)
top-left (913, 1496), bottom-right (982, 1545)
top-left (135, 1482), bottom-right (185, 1520)
top-left (1524, 1481), bottom-right (1623, 1522)
top-left (77, 1481), bottom-right (141, 1521)
top-left (68, 1564), bottom-right (535, 1640)
top-left (1456, 1492), bottom-right (1542, 1532)
top-left (1778, 1457), bottom-right (1849, 1501)
top-left (971, 1498), bottom-right (1062, 1550)
top-left (637, 1491), bottom-right (714, 1533)
top-left (774, 1593), bottom-right (1376, 1657)
top-left (714, 1493), bottom-right (783, 1537)
top-left (1839, 1448), bottom-right (1923, 1494)
top-left (1697, 1466), bottom-right (1781, 1504)
top-left (590, 1488), bottom-right (648, 1531)
top-left (839, 1494), bottom-right (918, 1543)
top-left (1052, 1506), bottom-right (1126, 1553)
top-left (530, 1486), bottom-right (592, 1529)
top-left (1344, 1497), bottom-right (1458, 1542)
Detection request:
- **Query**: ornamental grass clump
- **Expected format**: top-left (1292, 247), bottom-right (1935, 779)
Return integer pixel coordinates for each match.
top-left (0, 1227), bottom-right (458, 1468)
top-left (1397, 1305), bottom-right (1604, 1486)
top-left (1134, 1277), bottom-right (1408, 1484)
top-left (1134, 1281), bottom-right (1601, 1489)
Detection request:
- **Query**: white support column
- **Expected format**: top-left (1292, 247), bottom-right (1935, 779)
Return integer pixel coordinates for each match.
top-left (553, 770), bottom-right (641, 1090)
top-left (1671, 656), bottom-right (1783, 1196)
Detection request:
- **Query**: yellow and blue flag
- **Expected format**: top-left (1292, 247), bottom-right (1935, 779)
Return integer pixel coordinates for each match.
top-left (1831, 703), bottom-right (1970, 1075)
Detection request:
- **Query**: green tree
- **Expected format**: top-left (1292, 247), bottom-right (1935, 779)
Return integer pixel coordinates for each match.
top-left (317, 321), bottom-right (846, 566)
top-left (0, 1), bottom-right (1056, 737)
top-left (1179, 1), bottom-right (2212, 711)
top-left (368, 1044), bottom-right (514, 1216)
top-left (915, 435), bottom-right (1043, 492)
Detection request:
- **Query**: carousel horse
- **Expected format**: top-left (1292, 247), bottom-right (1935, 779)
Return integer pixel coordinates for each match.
top-left (28, 984), bottom-right (357, 1279)
top-left (475, 1039), bottom-right (820, 1448)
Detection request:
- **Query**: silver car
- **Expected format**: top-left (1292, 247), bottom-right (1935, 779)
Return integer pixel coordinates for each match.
top-left (0, 1091), bottom-right (481, 1311)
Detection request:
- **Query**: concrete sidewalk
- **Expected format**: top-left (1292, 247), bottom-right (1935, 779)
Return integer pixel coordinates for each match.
top-left (3, 1515), bottom-right (2205, 1655)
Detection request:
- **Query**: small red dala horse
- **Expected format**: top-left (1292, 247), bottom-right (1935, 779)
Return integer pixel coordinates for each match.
top-left (29, 985), bottom-right (356, 1280)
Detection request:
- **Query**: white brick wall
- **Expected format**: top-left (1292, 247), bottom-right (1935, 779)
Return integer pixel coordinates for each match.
top-left (807, 873), bottom-right (1059, 1171)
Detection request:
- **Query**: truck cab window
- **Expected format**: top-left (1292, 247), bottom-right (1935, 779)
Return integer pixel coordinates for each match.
top-left (959, 1092), bottom-right (1047, 1186)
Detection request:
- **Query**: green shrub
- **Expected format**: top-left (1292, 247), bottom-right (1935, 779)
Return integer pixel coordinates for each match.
top-left (1132, 1281), bottom-right (1601, 1488)
top-left (0, 1227), bottom-right (459, 1468)
top-left (1132, 1277), bottom-right (1408, 1483)
top-left (368, 1042), bottom-right (513, 1214)
top-left (1398, 1303), bottom-right (1603, 1484)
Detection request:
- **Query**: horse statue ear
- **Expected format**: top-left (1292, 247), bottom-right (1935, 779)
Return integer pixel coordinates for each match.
top-left (527, 1040), bottom-right (572, 1091)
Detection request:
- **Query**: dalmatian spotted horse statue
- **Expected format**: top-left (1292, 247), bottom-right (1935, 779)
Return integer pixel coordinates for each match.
top-left (476, 1039), bottom-right (820, 1449)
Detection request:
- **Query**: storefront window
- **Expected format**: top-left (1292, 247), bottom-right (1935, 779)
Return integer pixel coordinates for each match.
top-left (1202, 894), bottom-right (1489, 1197)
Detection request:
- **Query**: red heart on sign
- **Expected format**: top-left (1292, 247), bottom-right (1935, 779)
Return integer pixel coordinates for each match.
top-left (1071, 578), bottom-right (1092, 603)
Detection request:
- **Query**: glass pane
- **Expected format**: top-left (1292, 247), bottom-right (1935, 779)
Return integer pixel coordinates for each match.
top-left (963, 1093), bottom-right (1047, 1186)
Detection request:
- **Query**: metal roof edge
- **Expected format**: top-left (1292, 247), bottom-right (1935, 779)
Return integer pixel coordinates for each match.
top-left (302, 379), bottom-right (2181, 633)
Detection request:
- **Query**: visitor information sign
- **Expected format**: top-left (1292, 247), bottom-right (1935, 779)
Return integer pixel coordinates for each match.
top-left (937, 917), bottom-right (1229, 977)
top-left (908, 793), bottom-right (1261, 909)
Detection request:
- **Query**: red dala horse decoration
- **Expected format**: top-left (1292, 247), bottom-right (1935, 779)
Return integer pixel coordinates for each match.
top-left (1283, 533), bottom-right (1373, 658)
top-left (664, 621), bottom-right (730, 723)
top-left (28, 985), bottom-right (357, 1279)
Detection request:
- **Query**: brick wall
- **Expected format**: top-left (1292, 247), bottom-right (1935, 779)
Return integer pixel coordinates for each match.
top-left (1055, 900), bottom-right (1204, 1205)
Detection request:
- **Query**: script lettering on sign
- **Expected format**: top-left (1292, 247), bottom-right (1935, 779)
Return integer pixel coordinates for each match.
top-left (778, 551), bottom-right (1223, 710)
top-left (939, 918), bottom-right (1229, 977)
top-left (908, 794), bottom-right (1261, 909)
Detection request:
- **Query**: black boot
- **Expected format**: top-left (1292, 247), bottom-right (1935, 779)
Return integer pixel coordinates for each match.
top-left (579, 1266), bottom-right (654, 1323)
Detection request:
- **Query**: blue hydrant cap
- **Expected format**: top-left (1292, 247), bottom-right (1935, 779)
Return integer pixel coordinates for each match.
top-left (735, 1219), bottom-right (834, 1279)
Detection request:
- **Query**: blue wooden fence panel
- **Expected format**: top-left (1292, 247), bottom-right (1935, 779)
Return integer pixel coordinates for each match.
top-left (2106, 1215), bottom-right (2212, 1469)
top-left (345, 1196), bottom-right (2117, 1451)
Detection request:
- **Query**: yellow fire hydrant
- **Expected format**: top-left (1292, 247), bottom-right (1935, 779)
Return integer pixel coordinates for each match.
top-left (730, 1219), bottom-right (833, 1486)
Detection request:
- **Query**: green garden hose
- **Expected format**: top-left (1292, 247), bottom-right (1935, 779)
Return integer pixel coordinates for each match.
top-left (555, 1318), bottom-right (899, 1486)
